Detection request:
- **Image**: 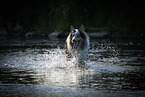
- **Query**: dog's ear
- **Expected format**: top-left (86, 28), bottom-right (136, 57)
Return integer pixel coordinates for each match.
top-left (80, 24), bottom-right (85, 31)
top-left (70, 25), bottom-right (74, 31)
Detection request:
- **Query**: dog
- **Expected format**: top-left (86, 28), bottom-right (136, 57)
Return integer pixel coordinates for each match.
top-left (65, 25), bottom-right (89, 63)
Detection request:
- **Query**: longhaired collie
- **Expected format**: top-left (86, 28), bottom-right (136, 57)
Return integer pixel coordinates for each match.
top-left (65, 25), bottom-right (89, 63)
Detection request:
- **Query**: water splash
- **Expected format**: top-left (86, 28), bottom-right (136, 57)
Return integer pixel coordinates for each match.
top-left (0, 48), bottom-right (94, 87)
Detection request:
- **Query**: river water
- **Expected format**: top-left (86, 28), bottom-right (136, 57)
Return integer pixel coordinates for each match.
top-left (0, 38), bottom-right (145, 97)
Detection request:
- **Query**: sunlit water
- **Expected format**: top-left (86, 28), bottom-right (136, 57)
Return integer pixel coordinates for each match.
top-left (0, 38), bottom-right (145, 97)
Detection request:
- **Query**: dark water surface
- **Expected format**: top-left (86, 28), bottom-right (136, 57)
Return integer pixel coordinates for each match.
top-left (0, 38), bottom-right (145, 97)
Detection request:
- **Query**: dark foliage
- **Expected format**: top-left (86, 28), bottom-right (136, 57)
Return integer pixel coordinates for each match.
top-left (0, 0), bottom-right (144, 38)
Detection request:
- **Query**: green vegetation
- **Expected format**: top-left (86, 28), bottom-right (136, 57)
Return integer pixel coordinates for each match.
top-left (0, 0), bottom-right (144, 38)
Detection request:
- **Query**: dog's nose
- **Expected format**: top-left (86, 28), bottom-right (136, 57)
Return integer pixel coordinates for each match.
top-left (73, 39), bottom-right (76, 43)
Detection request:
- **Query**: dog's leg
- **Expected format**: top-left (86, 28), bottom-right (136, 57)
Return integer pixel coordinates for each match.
top-left (76, 60), bottom-right (86, 68)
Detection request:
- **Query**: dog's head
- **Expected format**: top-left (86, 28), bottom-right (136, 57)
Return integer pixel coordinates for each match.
top-left (70, 25), bottom-right (85, 49)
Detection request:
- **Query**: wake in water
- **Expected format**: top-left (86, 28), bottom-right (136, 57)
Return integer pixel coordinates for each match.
top-left (0, 48), bottom-right (93, 87)
top-left (1, 38), bottom-right (144, 97)
top-left (0, 44), bottom-right (136, 88)
top-left (31, 48), bottom-right (94, 87)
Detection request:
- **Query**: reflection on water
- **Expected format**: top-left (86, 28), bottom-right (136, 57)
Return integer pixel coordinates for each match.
top-left (0, 39), bottom-right (145, 96)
